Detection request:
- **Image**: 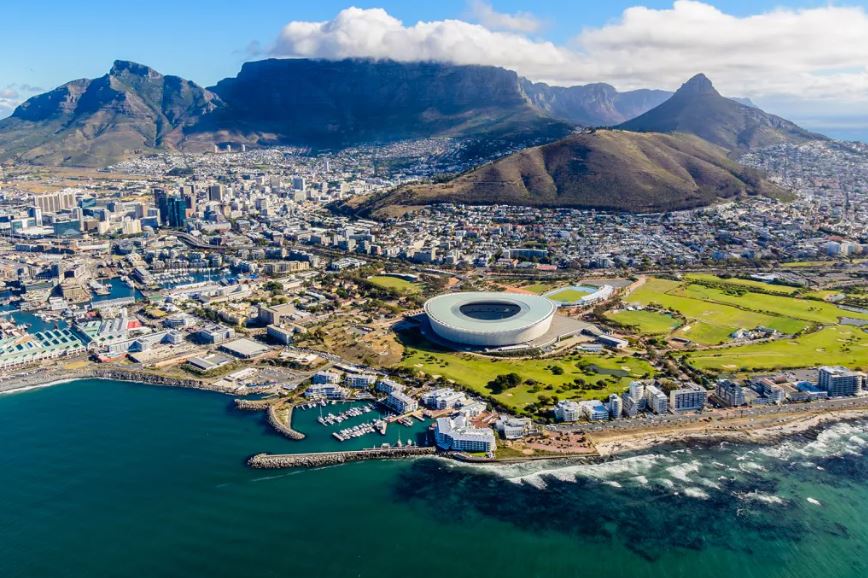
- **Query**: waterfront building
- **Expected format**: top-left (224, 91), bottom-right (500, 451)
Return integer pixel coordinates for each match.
top-left (622, 393), bottom-right (640, 417)
top-left (0, 329), bottom-right (85, 370)
top-left (312, 370), bottom-right (340, 385)
top-left (385, 390), bottom-right (418, 414)
top-left (422, 388), bottom-right (465, 410)
top-left (580, 400), bottom-right (609, 421)
top-left (376, 378), bottom-right (402, 394)
top-left (645, 385), bottom-right (669, 414)
top-left (495, 416), bottom-right (532, 439)
top-left (716, 379), bottom-right (747, 407)
top-left (750, 377), bottom-right (786, 404)
top-left (669, 384), bottom-right (707, 413)
top-left (434, 416), bottom-right (496, 453)
top-left (345, 373), bottom-right (377, 389)
top-left (818, 366), bottom-right (864, 397)
top-left (608, 393), bottom-right (623, 419)
top-left (554, 400), bottom-right (582, 422)
top-left (304, 383), bottom-right (347, 400)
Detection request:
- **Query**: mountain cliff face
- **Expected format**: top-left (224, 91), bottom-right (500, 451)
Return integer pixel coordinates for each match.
top-left (520, 80), bottom-right (671, 126)
top-left (350, 129), bottom-right (789, 217)
top-left (197, 58), bottom-right (572, 150)
top-left (617, 74), bottom-right (823, 153)
top-left (0, 59), bottom-right (681, 167)
top-left (0, 61), bottom-right (220, 166)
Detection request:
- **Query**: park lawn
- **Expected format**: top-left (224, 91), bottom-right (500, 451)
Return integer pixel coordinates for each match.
top-left (547, 288), bottom-right (591, 303)
top-left (625, 278), bottom-right (809, 345)
top-left (606, 309), bottom-right (681, 334)
top-left (686, 326), bottom-right (868, 372)
top-left (683, 273), bottom-right (800, 295)
top-left (367, 275), bottom-right (421, 294)
top-left (397, 332), bottom-right (654, 414)
top-left (674, 283), bottom-right (868, 325)
top-left (522, 282), bottom-right (563, 294)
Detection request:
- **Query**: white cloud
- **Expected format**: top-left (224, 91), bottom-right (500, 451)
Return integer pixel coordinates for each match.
top-left (467, 1), bottom-right (541, 33)
top-left (0, 86), bottom-right (23, 119)
top-left (0, 84), bottom-right (45, 119)
top-left (270, 2), bottom-right (868, 104)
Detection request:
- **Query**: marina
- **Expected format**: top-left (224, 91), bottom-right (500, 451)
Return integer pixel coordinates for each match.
top-left (316, 403), bottom-right (375, 426)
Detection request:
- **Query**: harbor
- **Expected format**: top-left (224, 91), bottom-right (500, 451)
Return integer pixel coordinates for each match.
top-left (292, 400), bottom-right (432, 450)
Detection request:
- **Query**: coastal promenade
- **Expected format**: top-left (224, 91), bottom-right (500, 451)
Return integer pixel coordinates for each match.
top-left (247, 446), bottom-right (436, 469)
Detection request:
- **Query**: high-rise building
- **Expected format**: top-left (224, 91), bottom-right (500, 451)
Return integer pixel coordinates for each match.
top-left (818, 366), bottom-right (864, 397)
top-left (608, 393), bottom-right (623, 419)
top-left (34, 189), bottom-right (77, 213)
top-left (153, 188), bottom-right (169, 224)
top-left (644, 385), bottom-right (668, 414)
top-left (208, 185), bottom-right (225, 203)
top-left (669, 384), bottom-right (707, 413)
top-left (165, 196), bottom-right (188, 228)
top-left (716, 379), bottom-right (746, 407)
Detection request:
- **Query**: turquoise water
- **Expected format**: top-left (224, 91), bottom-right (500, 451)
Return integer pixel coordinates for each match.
top-left (0, 379), bottom-right (866, 578)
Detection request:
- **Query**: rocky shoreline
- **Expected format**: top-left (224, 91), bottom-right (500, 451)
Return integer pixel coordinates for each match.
top-left (590, 405), bottom-right (868, 457)
top-left (248, 446), bottom-right (436, 469)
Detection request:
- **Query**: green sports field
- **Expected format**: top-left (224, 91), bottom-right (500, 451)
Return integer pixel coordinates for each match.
top-left (687, 326), bottom-right (868, 372)
top-left (367, 275), bottom-right (421, 294)
top-left (625, 278), bottom-right (810, 345)
top-left (546, 288), bottom-right (592, 303)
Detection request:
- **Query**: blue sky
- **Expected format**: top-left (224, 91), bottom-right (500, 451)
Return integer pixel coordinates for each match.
top-left (2, 1), bottom-right (867, 128)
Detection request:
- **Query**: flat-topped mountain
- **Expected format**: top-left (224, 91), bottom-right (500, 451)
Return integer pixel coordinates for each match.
top-left (350, 129), bottom-right (789, 217)
top-left (0, 59), bottom-right (681, 167)
top-left (617, 74), bottom-right (823, 153)
top-left (197, 58), bottom-right (572, 151)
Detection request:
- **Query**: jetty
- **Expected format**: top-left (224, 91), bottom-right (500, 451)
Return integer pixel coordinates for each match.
top-left (247, 446), bottom-right (436, 469)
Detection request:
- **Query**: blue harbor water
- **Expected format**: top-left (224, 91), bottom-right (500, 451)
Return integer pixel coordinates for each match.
top-left (90, 277), bottom-right (143, 303)
top-left (0, 379), bottom-right (866, 578)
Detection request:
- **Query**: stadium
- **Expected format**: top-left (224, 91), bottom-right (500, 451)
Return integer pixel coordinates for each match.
top-left (423, 292), bottom-right (557, 347)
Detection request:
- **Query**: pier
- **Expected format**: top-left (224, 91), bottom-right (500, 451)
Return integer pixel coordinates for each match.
top-left (247, 446), bottom-right (436, 469)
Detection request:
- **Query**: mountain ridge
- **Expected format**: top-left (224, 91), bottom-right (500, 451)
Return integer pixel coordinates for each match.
top-left (0, 59), bottom-right (672, 167)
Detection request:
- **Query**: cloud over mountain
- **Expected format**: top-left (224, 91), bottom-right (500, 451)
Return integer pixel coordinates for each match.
top-left (271, 1), bottom-right (868, 104)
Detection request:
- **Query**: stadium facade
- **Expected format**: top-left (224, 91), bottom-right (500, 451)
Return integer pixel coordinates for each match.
top-left (423, 292), bottom-right (556, 347)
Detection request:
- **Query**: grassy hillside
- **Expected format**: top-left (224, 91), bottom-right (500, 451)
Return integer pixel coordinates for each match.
top-left (356, 130), bottom-right (790, 216)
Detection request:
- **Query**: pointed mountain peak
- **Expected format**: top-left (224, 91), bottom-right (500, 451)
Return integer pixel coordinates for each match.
top-left (110, 60), bottom-right (161, 79)
top-left (675, 73), bottom-right (719, 97)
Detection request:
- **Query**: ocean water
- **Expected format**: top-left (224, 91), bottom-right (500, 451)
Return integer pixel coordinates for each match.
top-left (0, 379), bottom-right (865, 578)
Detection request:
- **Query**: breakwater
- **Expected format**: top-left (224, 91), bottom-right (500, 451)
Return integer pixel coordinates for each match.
top-left (248, 446), bottom-right (436, 469)
top-left (267, 404), bottom-right (306, 440)
top-left (233, 397), bottom-right (306, 440)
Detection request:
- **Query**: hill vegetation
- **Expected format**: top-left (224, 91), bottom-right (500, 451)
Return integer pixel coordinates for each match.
top-left (353, 129), bottom-right (790, 216)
